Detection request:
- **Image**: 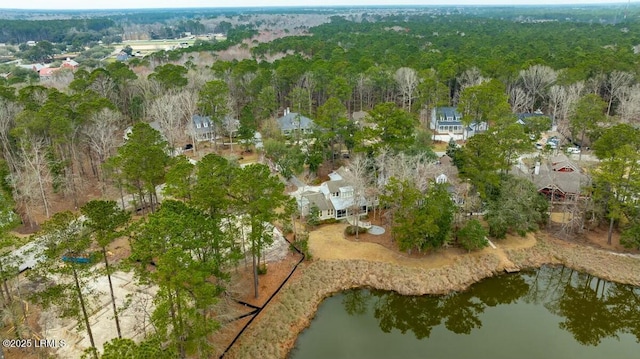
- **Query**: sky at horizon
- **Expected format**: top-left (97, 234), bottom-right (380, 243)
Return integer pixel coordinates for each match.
top-left (2, 0), bottom-right (634, 11)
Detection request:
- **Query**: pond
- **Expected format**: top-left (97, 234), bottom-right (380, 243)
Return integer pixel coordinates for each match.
top-left (290, 265), bottom-right (640, 359)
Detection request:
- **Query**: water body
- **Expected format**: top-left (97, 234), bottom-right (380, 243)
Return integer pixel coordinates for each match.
top-left (290, 265), bottom-right (640, 359)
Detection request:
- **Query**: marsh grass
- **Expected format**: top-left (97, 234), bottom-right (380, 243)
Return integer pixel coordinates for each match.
top-left (227, 236), bottom-right (640, 359)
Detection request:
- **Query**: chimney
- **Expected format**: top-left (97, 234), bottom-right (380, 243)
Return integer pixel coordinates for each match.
top-left (534, 162), bottom-right (540, 175)
top-left (286, 107), bottom-right (290, 116)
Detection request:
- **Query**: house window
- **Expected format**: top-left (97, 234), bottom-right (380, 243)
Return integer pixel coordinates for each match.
top-left (333, 192), bottom-right (339, 197)
top-left (196, 123), bottom-right (201, 129)
top-left (360, 205), bottom-right (367, 213)
top-left (328, 209), bottom-right (335, 216)
top-left (203, 121), bottom-right (208, 128)
top-left (337, 209), bottom-right (346, 218)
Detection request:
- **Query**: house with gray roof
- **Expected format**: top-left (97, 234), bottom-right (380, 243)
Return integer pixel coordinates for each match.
top-left (431, 107), bottom-right (464, 134)
top-left (191, 115), bottom-right (215, 141)
top-left (297, 168), bottom-right (369, 221)
top-left (430, 107), bottom-right (486, 139)
top-left (277, 108), bottom-right (315, 137)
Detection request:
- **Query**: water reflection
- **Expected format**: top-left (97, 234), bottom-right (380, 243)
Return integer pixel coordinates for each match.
top-left (342, 265), bottom-right (640, 346)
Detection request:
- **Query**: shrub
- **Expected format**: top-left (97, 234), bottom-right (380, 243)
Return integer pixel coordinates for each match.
top-left (290, 231), bottom-right (312, 260)
top-left (344, 225), bottom-right (368, 236)
top-left (258, 264), bottom-right (268, 275)
top-left (306, 205), bottom-right (321, 227)
top-left (321, 218), bottom-right (338, 225)
top-left (458, 219), bottom-right (489, 252)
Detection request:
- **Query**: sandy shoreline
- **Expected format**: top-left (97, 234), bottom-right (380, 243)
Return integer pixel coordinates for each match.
top-left (224, 232), bottom-right (640, 359)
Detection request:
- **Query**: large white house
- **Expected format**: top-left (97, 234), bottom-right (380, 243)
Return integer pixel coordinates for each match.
top-left (430, 107), bottom-right (487, 139)
top-left (297, 169), bottom-right (369, 221)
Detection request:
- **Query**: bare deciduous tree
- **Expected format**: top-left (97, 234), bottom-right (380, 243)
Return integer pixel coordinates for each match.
top-left (0, 99), bottom-right (22, 173)
top-left (616, 84), bottom-right (640, 123)
top-left (508, 84), bottom-right (534, 113)
top-left (457, 66), bottom-right (488, 92)
top-left (548, 85), bottom-right (566, 122)
top-left (519, 65), bottom-right (558, 112)
top-left (83, 108), bottom-right (123, 193)
top-left (14, 136), bottom-right (51, 224)
top-left (606, 71), bottom-right (635, 116)
top-left (147, 90), bottom-right (193, 151)
top-left (394, 67), bottom-right (419, 110)
top-left (342, 154), bottom-right (372, 238)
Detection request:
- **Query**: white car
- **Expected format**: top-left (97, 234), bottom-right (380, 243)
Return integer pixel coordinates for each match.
top-left (566, 147), bottom-right (581, 154)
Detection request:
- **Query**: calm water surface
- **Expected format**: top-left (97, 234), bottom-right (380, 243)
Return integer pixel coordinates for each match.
top-left (290, 265), bottom-right (640, 359)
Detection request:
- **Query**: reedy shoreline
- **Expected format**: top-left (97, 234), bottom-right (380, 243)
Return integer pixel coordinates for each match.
top-left (225, 236), bottom-right (640, 359)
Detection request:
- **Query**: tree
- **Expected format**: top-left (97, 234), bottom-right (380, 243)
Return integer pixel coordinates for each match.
top-left (457, 79), bottom-right (511, 132)
top-left (381, 179), bottom-right (455, 253)
top-left (592, 125), bottom-right (640, 244)
top-left (82, 107), bottom-right (122, 194)
top-left (288, 86), bottom-right (311, 116)
top-left (394, 67), bottom-right (419, 111)
top-left (237, 104), bottom-right (257, 151)
top-left (163, 156), bottom-right (195, 201)
top-left (148, 64), bottom-right (188, 90)
top-left (485, 176), bottom-right (548, 239)
top-left (457, 219), bottom-right (488, 252)
top-left (146, 90), bottom-right (192, 151)
top-left (455, 133), bottom-right (503, 199)
top-left (30, 212), bottom-right (98, 358)
top-left (570, 94), bottom-right (606, 161)
top-left (357, 102), bottom-right (416, 155)
top-left (130, 201), bottom-right (227, 358)
top-left (315, 97), bottom-right (349, 169)
top-left (106, 123), bottom-right (169, 213)
top-left (255, 85), bottom-right (277, 121)
top-left (198, 80), bottom-right (229, 150)
top-left (0, 191), bottom-right (24, 338)
top-left (493, 119), bottom-right (531, 173)
top-left (306, 205), bottom-right (321, 227)
top-left (606, 70), bottom-right (634, 116)
top-left (234, 164), bottom-right (295, 298)
top-left (518, 65), bottom-right (557, 111)
top-left (263, 139), bottom-right (304, 180)
top-left (342, 154), bottom-right (372, 239)
top-left (81, 200), bottom-right (130, 339)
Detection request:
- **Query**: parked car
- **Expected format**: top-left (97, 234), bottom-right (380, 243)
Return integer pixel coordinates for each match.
top-left (183, 143), bottom-right (193, 150)
top-left (566, 147), bottom-right (581, 154)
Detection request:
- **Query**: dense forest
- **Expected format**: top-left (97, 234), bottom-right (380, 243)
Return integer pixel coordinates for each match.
top-left (0, 19), bottom-right (117, 44)
top-left (1, 5), bottom-right (640, 358)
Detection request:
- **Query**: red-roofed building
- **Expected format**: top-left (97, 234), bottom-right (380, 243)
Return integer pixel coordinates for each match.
top-left (61, 58), bottom-right (79, 70)
top-left (39, 67), bottom-right (59, 80)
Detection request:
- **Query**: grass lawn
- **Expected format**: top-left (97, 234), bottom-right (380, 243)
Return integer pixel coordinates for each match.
top-left (432, 141), bottom-right (449, 151)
